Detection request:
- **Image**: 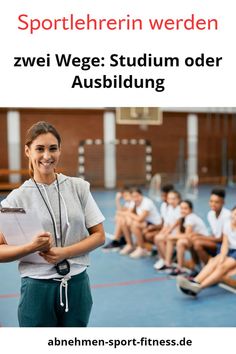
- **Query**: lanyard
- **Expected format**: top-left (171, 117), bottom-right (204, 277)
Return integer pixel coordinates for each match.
top-left (33, 175), bottom-right (63, 248)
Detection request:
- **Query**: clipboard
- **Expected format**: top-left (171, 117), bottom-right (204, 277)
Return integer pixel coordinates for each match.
top-left (0, 207), bottom-right (48, 263)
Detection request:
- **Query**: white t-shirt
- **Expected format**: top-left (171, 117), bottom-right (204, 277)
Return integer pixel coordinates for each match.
top-left (184, 213), bottom-right (209, 236)
top-left (160, 202), bottom-right (168, 222)
top-left (223, 221), bottom-right (236, 249)
top-left (124, 200), bottom-right (135, 210)
top-left (1, 176), bottom-right (105, 279)
top-left (136, 196), bottom-right (161, 225)
top-left (164, 205), bottom-right (181, 226)
top-left (207, 207), bottom-right (231, 239)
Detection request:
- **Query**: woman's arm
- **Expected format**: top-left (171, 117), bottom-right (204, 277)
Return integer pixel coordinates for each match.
top-left (0, 232), bottom-right (52, 263)
top-left (128, 210), bottom-right (149, 222)
top-left (184, 225), bottom-right (193, 236)
top-left (218, 234), bottom-right (229, 263)
top-left (115, 192), bottom-right (123, 211)
top-left (191, 234), bottom-right (223, 243)
top-left (39, 223), bottom-right (105, 264)
top-left (166, 219), bottom-right (180, 234)
top-left (168, 225), bottom-right (193, 242)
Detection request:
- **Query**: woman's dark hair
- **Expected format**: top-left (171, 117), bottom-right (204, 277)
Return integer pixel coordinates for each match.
top-left (130, 187), bottom-right (143, 195)
top-left (180, 199), bottom-right (193, 211)
top-left (179, 200), bottom-right (193, 233)
top-left (179, 217), bottom-right (186, 233)
top-left (231, 206), bottom-right (236, 212)
top-left (120, 185), bottom-right (131, 193)
top-left (25, 121), bottom-right (61, 177)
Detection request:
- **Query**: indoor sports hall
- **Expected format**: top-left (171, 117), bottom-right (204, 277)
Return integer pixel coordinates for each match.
top-left (0, 108), bottom-right (236, 327)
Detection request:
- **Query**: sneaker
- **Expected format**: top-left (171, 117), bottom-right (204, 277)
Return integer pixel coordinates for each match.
top-left (120, 244), bottom-right (134, 255)
top-left (176, 275), bottom-right (201, 295)
top-left (168, 267), bottom-right (187, 277)
top-left (177, 285), bottom-right (197, 298)
top-left (153, 259), bottom-right (172, 272)
top-left (129, 247), bottom-right (150, 259)
top-left (102, 240), bottom-right (121, 252)
top-left (153, 258), bottom-right (165, 270)
top-left (161, 265), bottom-right (174, 273)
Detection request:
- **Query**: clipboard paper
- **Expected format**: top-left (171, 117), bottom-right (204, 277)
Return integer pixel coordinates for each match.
top-left (0, 208), bottom-right (47, 263)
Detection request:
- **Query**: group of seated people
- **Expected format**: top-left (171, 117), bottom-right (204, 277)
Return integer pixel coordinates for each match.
top-left (103, 184), bottom-right (236, 297)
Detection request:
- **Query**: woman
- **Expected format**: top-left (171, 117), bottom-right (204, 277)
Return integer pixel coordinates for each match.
top-left (153, 190), bottom-right (181, 270)
top-left (177, 206), bottom-right (236, 296)
top-left (102, 186), bottom-right (134, 252)
top-left (0, 121), bottom-right (105, 327)
top-left (164, 200), bottom-right (208, 276)
top-left (122, 188), bottom-right (162, 258)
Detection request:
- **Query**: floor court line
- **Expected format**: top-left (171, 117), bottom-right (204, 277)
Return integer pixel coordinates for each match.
top-left (91, 276), bottom-right (169, 288)
top-left (0, 293), bottom-right (19, 299)
top-left (0, 276), bottom-right (170, 299)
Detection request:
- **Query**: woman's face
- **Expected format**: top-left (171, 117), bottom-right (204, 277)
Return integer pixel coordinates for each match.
top-left (25, 133), bottom-right (61, 180)
top-left (122, 191), bottom-right (131, 202)
top-left (180, 202), bottom-right (192, 217)
top-left (167, 192), bottom-right (180, 207)
top-left (131, 192), bottom-right (143, 206)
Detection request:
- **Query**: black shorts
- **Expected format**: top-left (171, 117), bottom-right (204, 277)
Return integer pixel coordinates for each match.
top-left (227, 249), bottom-right (236, 260)
top-left (206, 242), bottom-right (221, 257)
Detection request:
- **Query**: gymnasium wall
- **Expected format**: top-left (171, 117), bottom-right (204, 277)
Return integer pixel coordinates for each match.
top-left (0, 110), bottom-right (8, 182)
top-left (116, 112), bottom-right (187, 184)
top-left (0, 108), bottom-right (236, 187)
top-left (198, 114), bottom-right (236, 184)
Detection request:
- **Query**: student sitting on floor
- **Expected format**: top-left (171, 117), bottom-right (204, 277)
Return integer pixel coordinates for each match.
top-left (121, 188), bottom-right (162, 258)
top-left (153, 190), bottom-right (181, 270)
top-left (102, 186), bottom-right (135, 252)
top-left (140, 184), bottom-right (175, 247)
top-left (160, 184), bottom-right (175, 224)
top-left (190, 189), bottom-right (231, 266)
top-left (177, 206), bottom-right (236, 297)
top-left (163, 200), bottom-right (209, 276)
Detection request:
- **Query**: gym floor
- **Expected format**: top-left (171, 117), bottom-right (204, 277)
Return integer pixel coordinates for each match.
top-left (1, 186), bottom-right (236, 327)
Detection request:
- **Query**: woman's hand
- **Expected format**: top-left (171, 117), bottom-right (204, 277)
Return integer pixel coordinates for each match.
top-left (0, 231), bottom-right (53, 262)
top-left (39, 247), bottom-right (66, 264)
top-left (30, 232), bottom-right (53, 253)
top-left (39, 223), bottom-right (105, 264)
